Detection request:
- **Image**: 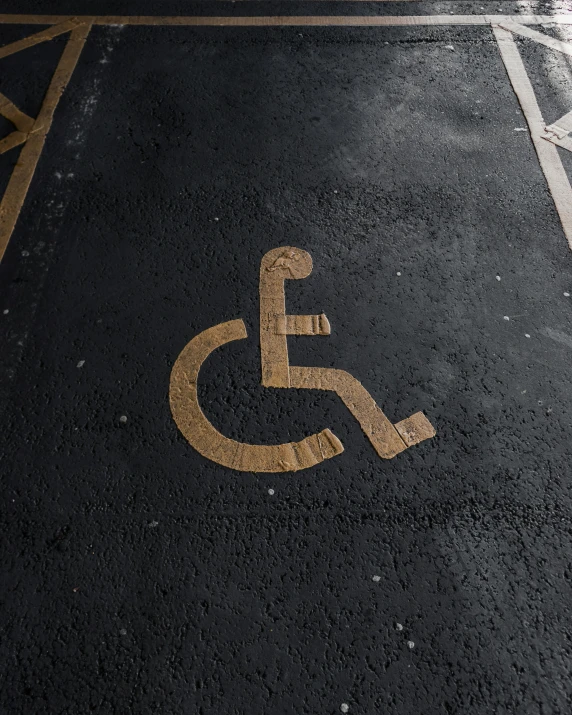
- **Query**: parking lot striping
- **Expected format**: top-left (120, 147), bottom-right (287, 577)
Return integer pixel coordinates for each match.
top-left (0, 90), bottom-right (34, 155)
top-left (0, 93), bottom-right (34, 134)
top-left (0, 17), bottom-right (80, 58)
top-left (0, 130), bottom-right (27, 155)
top-left (1, 12), bottom-right (572, 260)
top-left (498, 19), bottom-right (572, 57)
top-left (0, 21), bottom-right (91, 261)
top-left (493, 25), bottom-right (572, 251)
top-left (0, 14), bottom-right (572, 27)
top-left (543, 110), bottom-right (572, 153)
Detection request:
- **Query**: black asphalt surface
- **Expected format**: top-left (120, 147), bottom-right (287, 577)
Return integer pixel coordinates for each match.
top-left (2, 5), bottom-right (572, 713)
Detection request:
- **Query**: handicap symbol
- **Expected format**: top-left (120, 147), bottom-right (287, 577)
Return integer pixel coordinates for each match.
top-left (170, 247), bottom-right (435, 472)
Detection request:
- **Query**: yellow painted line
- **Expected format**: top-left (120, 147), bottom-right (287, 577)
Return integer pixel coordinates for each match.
top-left (0, 17), bottom-right (79, 58)
top-left (0, 92), bottom-right (35, 133)
top-left (493, 25), bottom-right (572, 250)
top-left (0, 10), bottom-right (571, 263)
top-left (93, 14), bottom-right (491, 25)
top-left (0, 131), bottom-right (27, 155)
top-left (0, 22), bottom-right (91, 262)
top-left (0, 13), bottom-right (571, 27)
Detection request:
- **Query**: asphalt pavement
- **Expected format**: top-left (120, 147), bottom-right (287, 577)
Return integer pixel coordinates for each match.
top-left (2, 3), bottom-right (572, 713)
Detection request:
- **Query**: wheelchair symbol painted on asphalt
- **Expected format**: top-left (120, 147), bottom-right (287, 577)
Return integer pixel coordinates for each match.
top-left (169, 247), bottom-right (435, 472)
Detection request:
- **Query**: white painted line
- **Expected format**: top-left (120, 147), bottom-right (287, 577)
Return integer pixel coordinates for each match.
top-left (493, 25), bottom-right (572, 250)
top-left (547, 109), bottom-right (572, 134)
top-left (543, 109), bottom-right (572, 153)
top-left (497, 20), bottom-right (572, 57)
top-left (543, 133), bottom-right (572, 152)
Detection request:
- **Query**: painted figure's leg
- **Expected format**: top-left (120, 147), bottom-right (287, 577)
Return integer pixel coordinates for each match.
top-left (289, 366), bottom-right (435, 459)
